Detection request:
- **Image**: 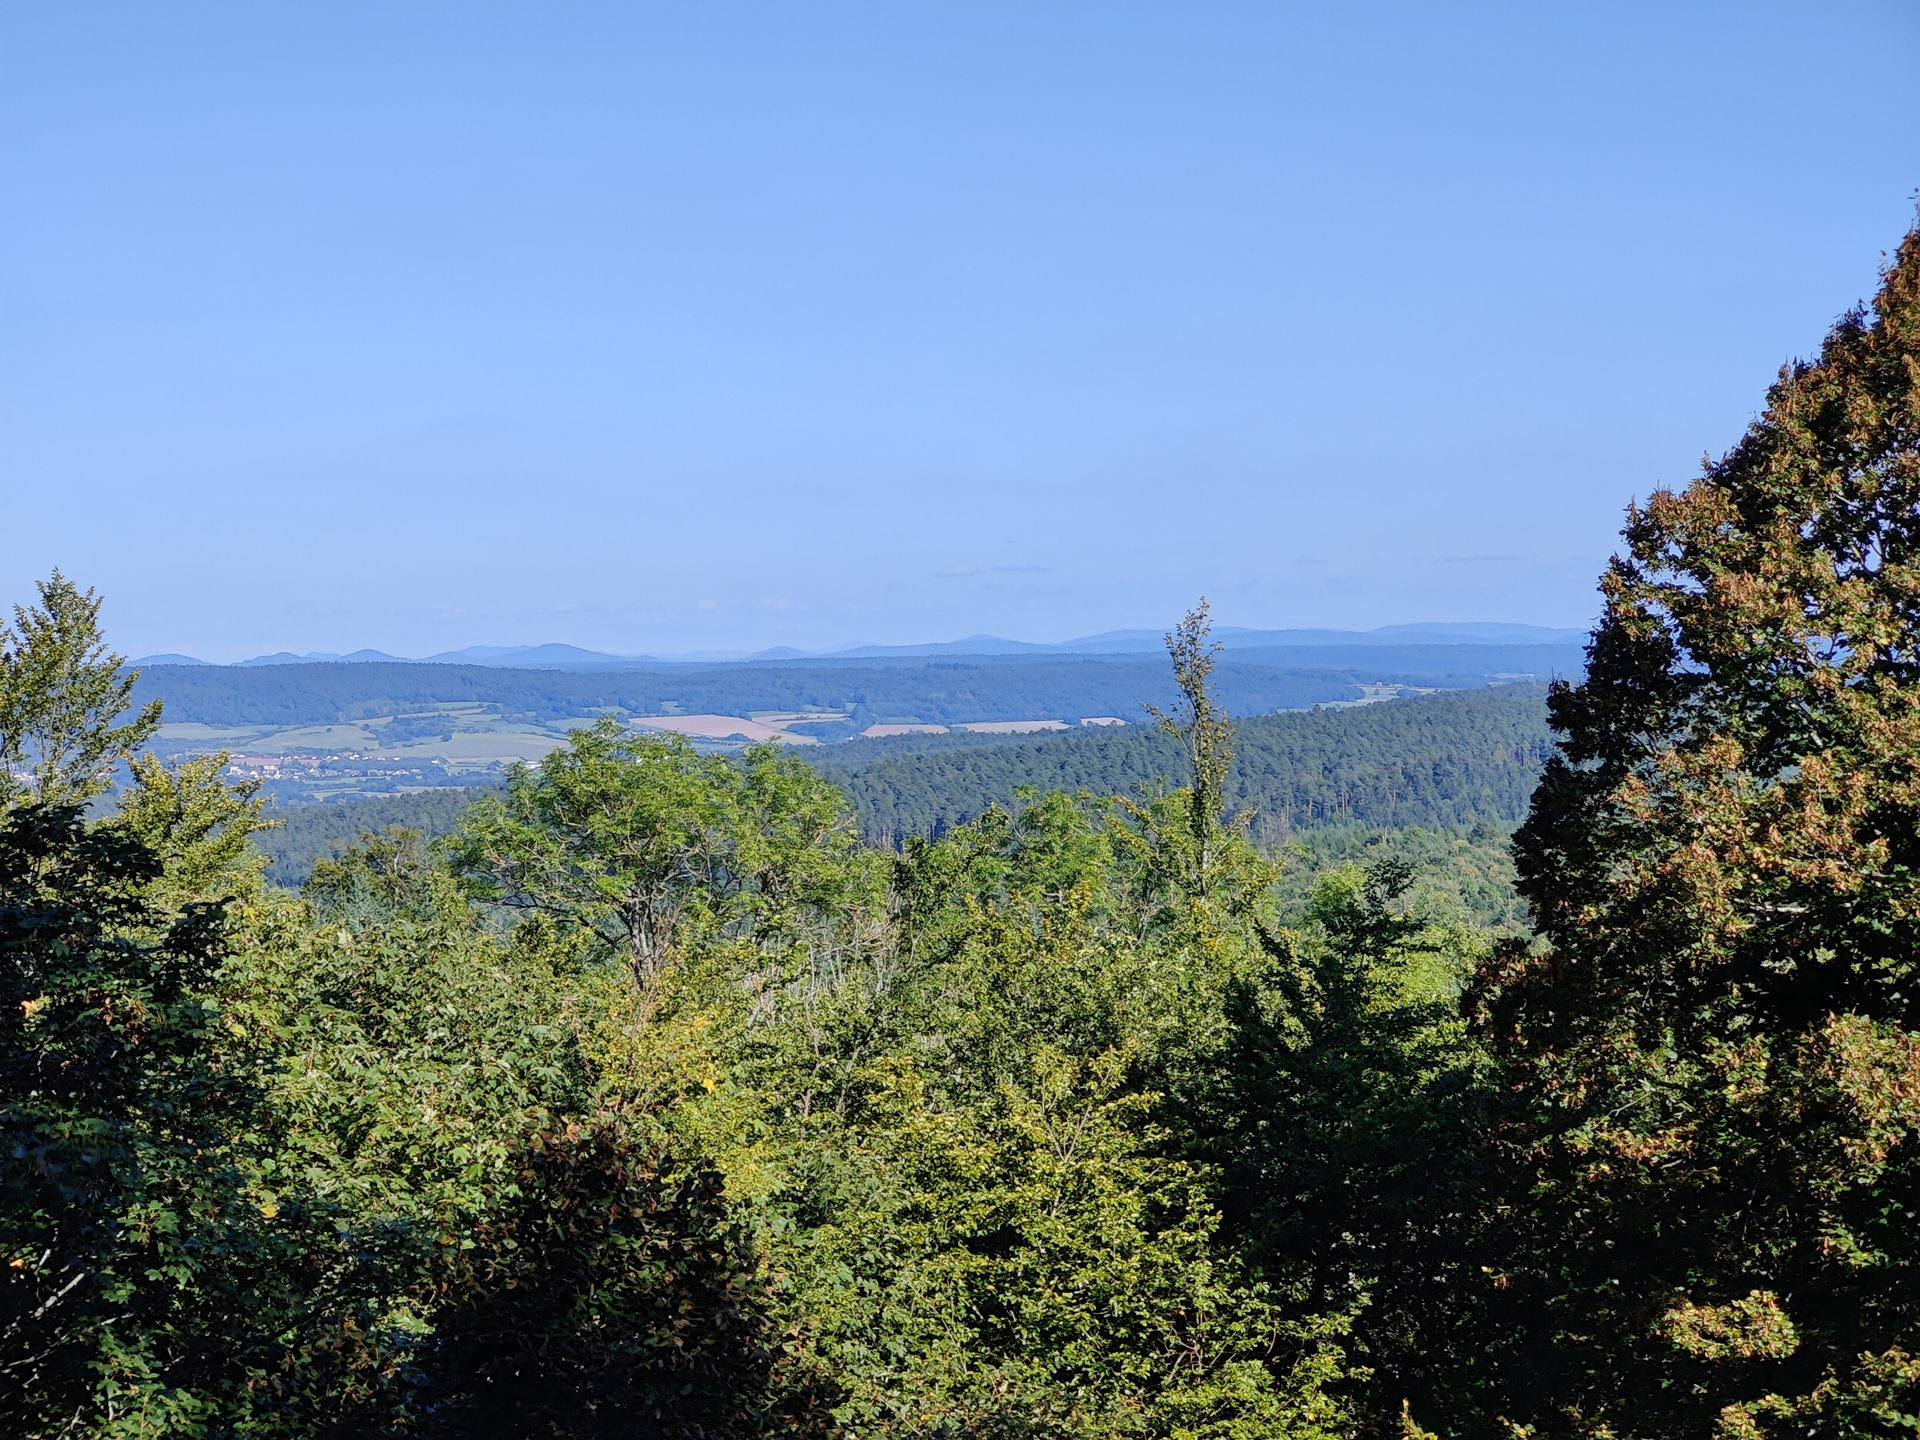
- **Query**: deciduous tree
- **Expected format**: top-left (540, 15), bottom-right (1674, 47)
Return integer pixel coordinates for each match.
top-left (1463, 218), bottom-right (1920, 1436)
top-left (451, 720), bottom-right (867, 992)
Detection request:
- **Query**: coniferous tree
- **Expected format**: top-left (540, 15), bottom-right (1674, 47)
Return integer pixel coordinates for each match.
top-left (0, 573), bottom-right (158, 808)
top-left (411, 1121), bottom-right (832, 1439)
top-left (1462, 219), bottom-right (1920, 1436)
top-left (1206, 860), bottom-right (1477, 1429)
top-left (0, 584), bottom-right (268, 1432)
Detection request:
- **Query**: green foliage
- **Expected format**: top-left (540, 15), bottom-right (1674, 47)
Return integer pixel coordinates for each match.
top-left (1, 572), bottom-right (160, 807)
top-left (812, 684), bottom-right (1554, 846)
top-left (257, 784), bottom-right (489, 888)
top-left (752, 790), bottom-right (1349, 1438)
top-left (0, 580), bottom-right (834, 1436)
top-left (110, 750), bottom-right (274, 907)
top-left (249, 683), bottom-right (1551, 895)
top-left (1269, 823), bottom-right (1525, 935)
top-left (22, 569), bottom-right (1547, 1434)
top-left (0, 801), bottom-right (262, 1432)
top-left (1142, 599), bottom-right (1239, 896)
top-left (783, 1059), bottom-right (1347, 1439)
top-left (1193, 860), bottom-right (1482, 1428)
top-left (382, 712), bottom-right (455, 744)
top-left (301, 824), bottom-right (451, 924)
top-left (1459, 218), bottom-right (1920, 1436)
top-left (0, 578), bottom-right (280, 1433)
top-left (406, 1120), bottom-right (830, 1438)
top-left (451, 719), bottom-right (871, 987)
top-left (211, 822), bottom-right (805, 1434)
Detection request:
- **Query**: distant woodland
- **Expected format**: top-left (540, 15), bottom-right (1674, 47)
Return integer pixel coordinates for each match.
top-left (252, 685), bottom-right (1550, 887)
top-left (812, 683), bottom-right (1553, 845)
top-left (127, 643), bottom-right (1579, 731)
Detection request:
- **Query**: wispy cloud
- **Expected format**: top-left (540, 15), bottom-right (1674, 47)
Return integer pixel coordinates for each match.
top-left (934, 563), bottom-right (1053, 580)
top-left (1434, 553), bottom-right (1532, 565)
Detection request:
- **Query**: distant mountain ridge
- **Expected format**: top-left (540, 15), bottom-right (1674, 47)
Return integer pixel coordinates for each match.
top-left (236, 649), bottom-right (409, 667)
top-left (131, 621), bottom-right (1589, 672)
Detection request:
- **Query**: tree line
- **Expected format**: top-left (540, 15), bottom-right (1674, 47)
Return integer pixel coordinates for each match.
top-left (809, 683), bottom-right (1554, 847)
top-left (126, 650), bottom-right (1572, 733)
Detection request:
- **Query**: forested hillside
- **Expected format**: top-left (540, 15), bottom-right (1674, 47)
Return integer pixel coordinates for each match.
top-left (127, 643), bottom-right (1578, 729)
top-left (813, 683), bottom-right (1553, 843)
top-left (245, 686), bottom-right (1552, 885)
top-left (259, 786), bottom-right (492, 887)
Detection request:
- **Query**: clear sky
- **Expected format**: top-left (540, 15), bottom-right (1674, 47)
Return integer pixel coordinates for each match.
top-left (4, 3), bottom-right (1917, 660)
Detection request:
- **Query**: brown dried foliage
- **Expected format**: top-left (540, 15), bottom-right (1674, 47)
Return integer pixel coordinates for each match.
top-left (1459, 217), bottom-right (1920, 1437)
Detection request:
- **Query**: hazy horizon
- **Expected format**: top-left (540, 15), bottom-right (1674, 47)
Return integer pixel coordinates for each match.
top-left (7, 4), bottom-right (1918, 659)
top-left (122, 618), bottom-right (1590, 668)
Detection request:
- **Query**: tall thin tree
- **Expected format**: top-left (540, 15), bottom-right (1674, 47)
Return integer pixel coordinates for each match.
top-left (1144, 598), bottom-right (1235, 897)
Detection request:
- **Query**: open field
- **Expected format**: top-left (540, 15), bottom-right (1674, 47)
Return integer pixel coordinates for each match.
top-left (631, 714), bottom-right (818, 744)
top-left (1317, 683), bottom-right (1440, 709)
top-left (958, 719), bottom-right (1071, 734)
top-left (252, 723), bottom-right (382, 750)
top-left (150, 712), bottom-right (571, 805)
top-left (157, 719), bottom-right (567, 765)
top-left (152, 722), bottom-right (260, 742)
top-left (387, 730), bottom-right (568, 762)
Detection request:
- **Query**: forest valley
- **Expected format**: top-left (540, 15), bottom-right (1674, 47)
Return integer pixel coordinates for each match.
top-left (4, 222), bottom-right (1920, 1439)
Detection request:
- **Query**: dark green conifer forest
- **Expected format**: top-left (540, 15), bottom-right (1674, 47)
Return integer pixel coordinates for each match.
top-left (4, 220), bottom-right (1918, 1437)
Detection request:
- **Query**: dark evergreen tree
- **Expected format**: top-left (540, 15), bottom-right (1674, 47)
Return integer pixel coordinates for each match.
top-left (1202, 860), bottom-right (1476, 1431)
top-left (0, 807), bottom-right (271, 1430)
top-left (411, 1120), bottom-right (833, 1439)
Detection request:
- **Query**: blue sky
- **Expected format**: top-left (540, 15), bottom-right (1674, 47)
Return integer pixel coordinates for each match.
top-left (4, 3), bottom-right (1917, 660)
